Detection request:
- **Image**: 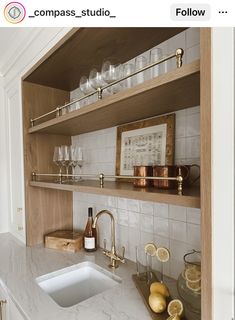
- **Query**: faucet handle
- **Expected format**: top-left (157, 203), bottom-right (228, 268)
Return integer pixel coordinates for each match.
top-left (119, 246), bottom-right (125, 263)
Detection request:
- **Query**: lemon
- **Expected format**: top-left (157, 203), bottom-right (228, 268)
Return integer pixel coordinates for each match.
top-left (185, 266), bottom-right (201, 283)
top-left (186, 280), bottom-right (201, 292)
top-left (148, 292), bottom-right (167, 313)
top-left (167, 299), bottom-right (184, 316)
top-left (156, 247), bottom-right (170, 262)
top-left (150, 282), bottom-right (170, 297)
top-left (144, 243), bottom-right (157, 257)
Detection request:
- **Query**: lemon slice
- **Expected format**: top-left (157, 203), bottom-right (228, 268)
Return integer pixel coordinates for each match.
top-left (167, 299), bottom-right (184, 316)
top-left (186, 280), bottom-right (201, 292)
top-left (144, 243), bottom-right (157, 257)
top-left (185, 266), bottom-right (201, 283)
top-left (156, 247), bottom-right (170, 262)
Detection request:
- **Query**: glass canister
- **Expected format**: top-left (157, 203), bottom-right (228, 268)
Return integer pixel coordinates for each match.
top-left (177, 250), bottom-right (201, 314)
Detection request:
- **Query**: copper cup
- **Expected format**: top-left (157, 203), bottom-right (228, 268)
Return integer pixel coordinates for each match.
top-left (153, 164), bottom-right (200, 189)
top-left (153, 165), bottom-right (178, 189)
top-left (133, 166), bottom-right (153, 187)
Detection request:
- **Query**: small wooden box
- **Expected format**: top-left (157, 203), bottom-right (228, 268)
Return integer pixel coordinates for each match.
top-left (45, 230), bottom-right (83, 252)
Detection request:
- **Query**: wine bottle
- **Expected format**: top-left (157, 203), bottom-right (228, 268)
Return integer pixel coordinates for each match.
top-left (84, 207), bottom-right (97, 252)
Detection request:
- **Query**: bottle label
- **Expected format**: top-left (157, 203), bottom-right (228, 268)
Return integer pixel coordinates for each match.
top-left (84, 237), bottom-right (95, 249)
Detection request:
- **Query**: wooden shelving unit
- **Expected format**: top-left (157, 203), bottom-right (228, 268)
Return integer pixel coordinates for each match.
top-left (30, 180), bottom-right (200, 208)
top-left (22, 28), bottom-right (212, 319)
top-left (28, 60), bottom-right (200, 136)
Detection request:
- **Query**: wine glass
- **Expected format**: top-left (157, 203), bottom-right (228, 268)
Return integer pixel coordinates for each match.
top-left (101, 58), bottom-right (122, 94)
top-left (89, 67), bottom-right (109, 99)
top-left (53, 146), bottom-right (63, 177)
top-left (79, 76), bottom-right (96, 106)
top-left (61, 145), bottom-right (71, 179)
top-left (72, 146), bottom-right (83, 181)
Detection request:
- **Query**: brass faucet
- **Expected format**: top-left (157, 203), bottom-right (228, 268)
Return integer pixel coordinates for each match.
top-left (92, 210), bottom-right (125, 268)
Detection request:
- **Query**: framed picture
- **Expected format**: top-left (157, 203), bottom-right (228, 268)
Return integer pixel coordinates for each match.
top-left (116, 114), bottom-right (175, 177)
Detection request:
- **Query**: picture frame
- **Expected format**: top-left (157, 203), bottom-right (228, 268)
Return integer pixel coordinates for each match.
top-left (116, 114), bottom-right (175, 179)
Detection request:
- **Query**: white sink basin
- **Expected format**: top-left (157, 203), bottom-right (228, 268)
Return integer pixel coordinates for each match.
top-left (36, 261), bottom-right (121, 308)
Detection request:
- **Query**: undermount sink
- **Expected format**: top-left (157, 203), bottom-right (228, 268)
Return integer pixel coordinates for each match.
top-left (36, 261), bottom-right (121, 308)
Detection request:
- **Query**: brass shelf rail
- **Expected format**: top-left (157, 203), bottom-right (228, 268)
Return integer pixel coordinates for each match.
top-left (32, 170), bottom-right (184, 195)
top-left (30, 48), bottom-right (184, 127)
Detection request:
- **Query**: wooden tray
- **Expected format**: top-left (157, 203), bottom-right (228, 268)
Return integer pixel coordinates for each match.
top-left (132, 274), bottom-right (187, 320)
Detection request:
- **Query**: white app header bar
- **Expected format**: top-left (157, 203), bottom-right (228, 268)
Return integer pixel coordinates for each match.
top-left (0, 0), bottom-right (234, 27)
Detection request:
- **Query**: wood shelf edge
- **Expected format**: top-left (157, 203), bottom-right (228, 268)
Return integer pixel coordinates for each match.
top-left (29, 180), bottom-right (200, 208)
top-left (28, 60), bottom-right (200, 135)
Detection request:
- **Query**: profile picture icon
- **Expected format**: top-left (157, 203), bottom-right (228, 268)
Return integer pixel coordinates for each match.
top-left (4, 2), bottom-right (26, 23)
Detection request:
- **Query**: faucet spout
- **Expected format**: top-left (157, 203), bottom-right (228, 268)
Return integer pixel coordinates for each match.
top-left (92, 209), bottom-right (125, 268)
top-left (92, 210), bottom-right (116, 252)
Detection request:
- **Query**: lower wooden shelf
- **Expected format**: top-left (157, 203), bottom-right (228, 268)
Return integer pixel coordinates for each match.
top-left (30, 180), bottom-right (200, 208)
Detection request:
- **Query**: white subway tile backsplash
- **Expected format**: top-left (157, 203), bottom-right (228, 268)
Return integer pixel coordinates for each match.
top-left (129, 211), bottom-right (140, 229)
top-left (186, 136), bottom-right (200, 159)
top-left (187, 223), bottom-right (201, 248)
top-left (154, 217), bottom-right (169, 237)
top-left (140, 201), bottom-right (154, 215)
top-left (127, 199), bottom-right (140, 212)
top-left (186, 208), bottom-right (201, 225)
top-left (106, 196), bottom-right (117, 208)
top-left (140, 214), bottom-right (154, 233)
top-left (117, 197), bottom-right (128, 210)
top-left (169, 205), bottom-right (187, 222)
top-left (186, 105), bottom-right (200, 115)
top-left (175, 138), bottom-right (186, 160)
top-left (186, 28), bottom-right (200, 49)
top-left (140, 231), bottom-right (154, 245)
top-left (71, 29), bottom-right (201, 279)
top-left (186, 44), bottom-right (200, 64)
top-left (116, 225), bottom-right (130, 258)
top-left (170, 258), bottom-right (184, 280)
top-left (170, 239), bottom-right (190, 261)
top-left (128, 228), bottom-right (141, 261)
top-left (154, 203), bottom-right (169, 218)
top-left (118, 209), bottom-right (129, 227)
top-left (186, 113), bottom-right (200, 137)
top-left (175, 112), bottom-right (186, 138)
top-left (169, 220), bottom-right (187, 242)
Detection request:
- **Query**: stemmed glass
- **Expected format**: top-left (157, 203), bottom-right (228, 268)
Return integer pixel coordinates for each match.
top-left (61, 145), bottom-right (71, 179)
top-left (53, 146), bottom-right (63, 181)
top-left (79, 76), bottom-right (96, 106)
top-left (70, 146), bottom-right (83, 181)
top-left (89, 67), bottom-right (108, 99)
top-left (101, 58), bottom-right (122, 94)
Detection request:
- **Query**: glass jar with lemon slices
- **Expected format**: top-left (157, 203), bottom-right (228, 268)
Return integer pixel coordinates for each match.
top-left (177, 250), bottom-right (201, 315)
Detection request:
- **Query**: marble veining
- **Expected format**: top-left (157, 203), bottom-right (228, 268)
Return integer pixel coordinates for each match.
top-left (0, 233), bottom-right (150, 320)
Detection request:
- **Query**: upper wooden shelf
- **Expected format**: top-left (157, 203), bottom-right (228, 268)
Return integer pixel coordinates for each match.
top-left (29, 60), bottom-right (200, 136)
top-left (30, 180), bottom-right (200, 208)
top-left (24, 28), bottom-right (187, 91)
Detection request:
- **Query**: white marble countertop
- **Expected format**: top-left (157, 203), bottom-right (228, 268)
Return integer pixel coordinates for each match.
top-left (0, 233), bottom-right (151, 320)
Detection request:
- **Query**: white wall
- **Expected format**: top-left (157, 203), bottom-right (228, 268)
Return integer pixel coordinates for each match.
top-left (1, 27), bottom-right (73, 241)
top-left (212, 28), bottom-right (234, 320)
top-left (0, 76), bottom-right (9, 232)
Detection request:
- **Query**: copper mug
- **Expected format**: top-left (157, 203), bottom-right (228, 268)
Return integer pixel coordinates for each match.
top-left (153, 164), bottom-right (200, 189)
top-left (133, 166), bottom-right (153, 187)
